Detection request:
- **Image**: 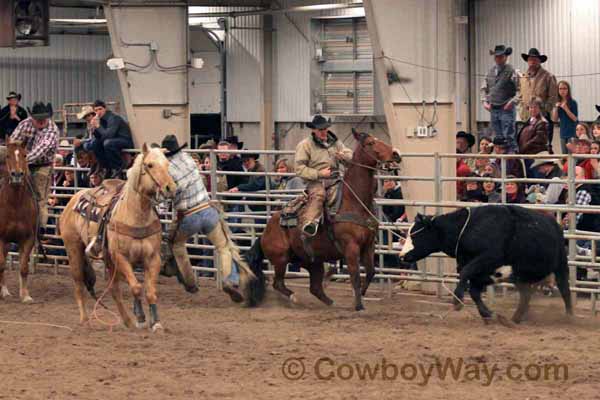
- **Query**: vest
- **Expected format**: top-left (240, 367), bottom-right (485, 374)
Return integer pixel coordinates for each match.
top-left (485, 63), bottom-right (517, 106)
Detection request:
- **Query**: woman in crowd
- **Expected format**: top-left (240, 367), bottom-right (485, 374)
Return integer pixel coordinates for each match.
top-left (461, 172), bottom-right (487, 202)
top-left (592, 122), bottom-right (600, 142)
top-left (482, 162), bottom-right (500, 178)
top-left (551, 80), bottom-right (578, 154)
top-left (481, 173), bottom-right (501, 203)
top-left (273, 158), bottom-right (305, 191)
top-left (505, 175), bottom-right (526, 204)
top-left (474, 137), bottom-right (492, 175)
top-left (517, 97), bottom-right (549, 177)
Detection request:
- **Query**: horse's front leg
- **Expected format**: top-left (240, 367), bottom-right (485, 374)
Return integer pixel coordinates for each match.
top-left (0, 240), bottom-right (10, 298)
top-left (18, 238), bottom-right (35, 303)
top-left (112, 252), bottom-right (140, 328)
top-left (145, 252), bottom-right (163, 332)
top-left (344, 241), bottom-right (364, 311)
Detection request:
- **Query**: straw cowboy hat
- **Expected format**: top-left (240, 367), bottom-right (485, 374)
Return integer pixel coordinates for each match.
top-left (530, 151), bottom-right (560, 169)
top-left (77, 105), bottom-right (96, 120)
top-left (161, 134), bottom-right (188, 157)
top-left (489, 45), bottom-right (512, 56)
top-left (521, 48), bottom-right (548, 63)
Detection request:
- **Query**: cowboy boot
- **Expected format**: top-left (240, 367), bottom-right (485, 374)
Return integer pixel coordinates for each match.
top-left (300, 182), bottom-right (326, 237)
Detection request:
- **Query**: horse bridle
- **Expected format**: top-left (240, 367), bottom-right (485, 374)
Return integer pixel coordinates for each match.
top-left (134, 151), bottom-right (168, 203)
top-left (343, 135), bottom-right (398, 173)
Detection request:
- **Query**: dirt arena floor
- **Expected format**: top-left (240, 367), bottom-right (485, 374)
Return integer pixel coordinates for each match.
top-left (1, 269), bottom-right (600, 400)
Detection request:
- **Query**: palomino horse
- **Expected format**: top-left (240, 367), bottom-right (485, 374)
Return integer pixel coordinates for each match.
top-left (0, 141), bottom-right (38, 303)
top-left (60, 144), bottom-right (177, 331)
top-left (245, 130), bottom-right (400, 311)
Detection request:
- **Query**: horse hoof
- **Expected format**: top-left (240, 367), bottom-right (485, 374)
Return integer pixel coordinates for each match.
top-left (136, 321), bottom-right (147, 329)
top-left (495, 313), bottom-right (515, 328)
top-left (223, 286), bottom-right (244, 303)
top-left (22, 296), bottom-right (33, 303)
top-left (290, 294), bottom-right (300, 304)
top-left (1, 286), bottom-right (11, 298)
top-left (152, 322), bottom-right (164, 333)
top-left (453, 301), bottom-right (464, 311)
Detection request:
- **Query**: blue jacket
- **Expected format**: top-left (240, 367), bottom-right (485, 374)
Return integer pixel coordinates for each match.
top-left (93, 110), bottom-right (133, 143)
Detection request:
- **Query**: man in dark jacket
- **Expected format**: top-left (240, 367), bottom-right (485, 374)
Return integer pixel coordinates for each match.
top-left (217, 140), bottom-right (248, 189)
top-left (229, 153), bottom-right (267, 213)
top-left (0, 92), bottom-right (28, 143)
top-left (87, 100), bottom-right (133, 178)
top-left (382, 177), bottom-right (405, 223)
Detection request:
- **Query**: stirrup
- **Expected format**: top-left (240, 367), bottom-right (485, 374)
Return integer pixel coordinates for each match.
top-left (85, 237), bottom-right (103, 260)
top-left (301, 221), bottom-right (319, 237)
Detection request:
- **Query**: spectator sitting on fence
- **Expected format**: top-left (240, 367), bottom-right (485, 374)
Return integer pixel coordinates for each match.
top-left (504, 175), bottom-right (526, 203)
top-left (273, 158), bottom-right (305, 191)
top-left (461, 172), bottom-right (488, 203)
top-left (85, 100), bottom-right (134, 179)
top-left (481, 173), bottom-right (501, 203)
top-left (492, 136), bottom-right (524, 178)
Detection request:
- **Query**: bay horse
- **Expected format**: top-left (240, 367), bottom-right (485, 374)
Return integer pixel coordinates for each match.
top-left (60, 144), bottom-right (178, 331)
top-left (0, 141), bottom-right (38, 303)
top-left (245, 130), bottom-right (400, 311)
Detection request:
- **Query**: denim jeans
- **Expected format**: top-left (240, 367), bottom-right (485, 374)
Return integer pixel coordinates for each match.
top-left (490, 107), bottom-right (516, 152)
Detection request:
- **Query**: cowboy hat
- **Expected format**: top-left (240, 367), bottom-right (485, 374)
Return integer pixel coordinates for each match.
top-left (489, 45), bottom-right (512, 57)
top-left (530, 151), bottom-right (559, 169)
top-left (27, 102), bottom-right (53, 120)
top-left (226, 135), bottom-right (244, 150)
top-left (77, 105), bottom-right (96, 120)
top-left (456, 131), bottom-right (475, 148)
top-left (161, 134), bottom-right (188, 157)
top-left (521, 48), bottom-right (548, 63)
top-left (241, 151), bottom-right (260, 161)
top-left (596, 105), bottom-right (600, 114)
top-left (307, 115), bottom-right (332, 130)
top-left (6, 91), bottom-right (21, 101)
top-left (492, 136), bottom-right (508, 147)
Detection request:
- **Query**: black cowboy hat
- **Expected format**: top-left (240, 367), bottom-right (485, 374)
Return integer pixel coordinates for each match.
top-left (307, 115), bottom-right (332, 130)
top-left (456, 131), bottom-right (475, 148)
top-left (521, 48), bottom-right (547, 63)
top-left (161, 134), bottom-right (188, 157)
top-left (492, 136), bottom-right (508, 147)
top-left (6, 91), bottom-right (21, 101)
top-left (489, 45), bottom-right (512, 56)
top-left (27, 102), bottom-right (53, 120)
top-left (241, 151), bottom-right (260, 161)
top-left (226, 135), bottom-right (244, 150)
top-left (596, 105), bottom-right (600, 114)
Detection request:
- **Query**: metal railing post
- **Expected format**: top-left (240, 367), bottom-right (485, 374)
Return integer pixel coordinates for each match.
top-left (434, 152), bottom-right (443, 298)
top-left (567, 153), bottom-right (577, 307)
top-left (210, 150), bottom-right (222, 290)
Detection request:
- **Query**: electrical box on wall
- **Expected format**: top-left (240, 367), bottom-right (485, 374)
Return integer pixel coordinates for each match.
top-left (0, 0), bottom-right (50, 48)
top-left (406, 126), bottom-right (438, 138)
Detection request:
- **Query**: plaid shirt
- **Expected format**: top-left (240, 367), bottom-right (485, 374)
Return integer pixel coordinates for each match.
top-left (10, 117), bottom-right (59, 166)
top-left (575, 187), bottom-right (592, 225)
top-left (168, 151), bottom-right (209, 211)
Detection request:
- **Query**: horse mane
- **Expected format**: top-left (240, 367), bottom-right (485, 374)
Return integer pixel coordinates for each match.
top-left (125, 151), bottom-right (145, 189)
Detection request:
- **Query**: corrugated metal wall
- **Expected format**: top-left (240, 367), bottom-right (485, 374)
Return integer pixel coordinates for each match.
top-left (273, 0), bottom-right (364, 122)
top-left (0, 7), bottom-right (120, 113)
top-left (474, 0), bottom-right (600, 122)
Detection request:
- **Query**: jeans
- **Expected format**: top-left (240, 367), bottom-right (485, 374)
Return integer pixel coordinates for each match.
top-left (88, 136), bottom-right (133, 171)
top-left (559, 137), bottom-right (571, 155)
top-left (490, 107), bottom-right (516, 152)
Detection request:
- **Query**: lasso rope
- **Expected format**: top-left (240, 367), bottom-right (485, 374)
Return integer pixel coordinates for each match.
top-left (0, 319), bottom-right (73, 331)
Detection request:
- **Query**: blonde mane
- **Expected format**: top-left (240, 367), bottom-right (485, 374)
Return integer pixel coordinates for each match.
top-left (124, 147), bottom-right (166, 191)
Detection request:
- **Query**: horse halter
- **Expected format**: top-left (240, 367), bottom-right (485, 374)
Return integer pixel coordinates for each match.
top-left (134, 151), bottom-right (169, 202)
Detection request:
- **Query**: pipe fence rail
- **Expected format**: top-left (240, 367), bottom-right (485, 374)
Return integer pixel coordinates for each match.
top-left (8, 145), bottom-right (600, 315)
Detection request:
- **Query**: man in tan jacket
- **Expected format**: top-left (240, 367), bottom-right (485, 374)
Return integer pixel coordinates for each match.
top-left (518, 48), bottom-right (558, 152)
top-left (295, 115), bottom-right (353, 236)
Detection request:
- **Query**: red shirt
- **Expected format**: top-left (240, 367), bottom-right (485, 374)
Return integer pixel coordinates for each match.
top-left (563, 158), bottom-right (594, 179)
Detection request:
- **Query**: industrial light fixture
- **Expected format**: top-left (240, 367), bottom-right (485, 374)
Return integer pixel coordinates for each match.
top-left (106, 57), bottom-right (125, 70)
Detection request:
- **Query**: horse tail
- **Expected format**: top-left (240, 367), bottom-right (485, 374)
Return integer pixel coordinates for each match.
top-left (242, 238), bottom-right (266, 307)
top-left (82, 258), bottom-right (97, 299)
top-left (218, 215), bottom-right (266, 307)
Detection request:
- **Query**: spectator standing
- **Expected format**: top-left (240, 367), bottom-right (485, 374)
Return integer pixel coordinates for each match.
top-left (516, 97), bottom-right (549, 177)
top-left (228, 153), bottom-right (267, 213)
top-left (551, 81), bottom-right (578, 154)
top-left (0, 92), bottom-right (27, 143)
top-left (481, 45), bottom-right (520, 152)
top-left (381, 175), bottom-right (405, 223)
top-left (518, 48), bottom-right (558, 153)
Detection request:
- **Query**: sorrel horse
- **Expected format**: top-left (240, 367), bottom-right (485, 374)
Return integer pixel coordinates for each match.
top-left (60, 144), bottom-right (177, 331)
top-left (245, 130), bottom-right (400, 311)
top-left (0, 141), bottom-right (38, 303)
